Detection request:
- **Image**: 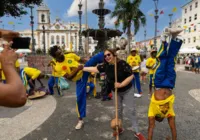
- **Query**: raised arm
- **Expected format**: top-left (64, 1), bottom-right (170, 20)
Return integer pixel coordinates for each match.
top-left (0, 45), bottom-right (27, 107)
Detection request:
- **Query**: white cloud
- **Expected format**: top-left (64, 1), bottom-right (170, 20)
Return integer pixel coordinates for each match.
top-left (66, 0), bottom-right (112, 17)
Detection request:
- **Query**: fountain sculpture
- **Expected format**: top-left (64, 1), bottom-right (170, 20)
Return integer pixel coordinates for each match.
top-left (82, 0), bottom-right (122, 53)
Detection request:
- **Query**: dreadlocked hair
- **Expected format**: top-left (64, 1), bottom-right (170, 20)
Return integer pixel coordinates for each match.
top-left (49, 45), bottom-right (59, 58)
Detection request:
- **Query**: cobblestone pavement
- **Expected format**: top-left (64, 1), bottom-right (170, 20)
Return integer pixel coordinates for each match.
top-left (1, 71), bottom-right (200, 140)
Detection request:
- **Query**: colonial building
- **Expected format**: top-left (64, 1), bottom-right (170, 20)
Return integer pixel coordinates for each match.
top-left (181, 0), bottom-right (200, 48)
top-left (19, 3), bottom-right (97, 54)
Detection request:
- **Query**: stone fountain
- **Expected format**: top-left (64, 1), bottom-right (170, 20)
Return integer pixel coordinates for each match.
top-left (82, 0), bottom-right (122, 53)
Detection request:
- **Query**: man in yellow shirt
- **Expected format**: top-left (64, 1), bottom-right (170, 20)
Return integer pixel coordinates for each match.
top-left (146, 48), bottom-right (157, 95)
top-left (49, 45), bottom-right (104, 130)
top-left (21, 67), bottom-right (44, 94)
top-left (0, 60), bottom-right (20, 83)
top-left (127, 47), bottom-right (142, 98)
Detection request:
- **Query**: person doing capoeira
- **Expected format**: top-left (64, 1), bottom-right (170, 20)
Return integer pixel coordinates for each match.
top-left (148, 28), bottom-right (183, 140)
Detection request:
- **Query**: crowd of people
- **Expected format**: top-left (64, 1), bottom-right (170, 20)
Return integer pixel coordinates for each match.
top-left (183, 54), bottom-right (200, 74)
top-left (0, 27), bottom-right (184, 140)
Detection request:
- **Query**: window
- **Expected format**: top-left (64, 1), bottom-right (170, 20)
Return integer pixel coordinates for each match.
top-left (195, 2), bottom-right (198, 8)
top-left (183, 39), bottom-right (185, 44)
top-left (56, 35), bottom-right (60, 44)
top-left (190, 5), bottom-right (192, 11)
top-left (194, 37), bottom-right (196, 43)
top-left (62, 36), bottom-right (65, 44)
top-left (194, 25), bottom-right (197, 31)
top-left (189, 27), bottom-right (191, 32)
top-left (51, 36), bottom-right (54, 44)
top-left (184, 18), bottom-right (187, 24)
top-left (189, 16), bottom-right (192, 22)
top-left (185, 8), bottom-right (187, 13)
top-left (194, 14), bottom-right (197, 20)
top-left (41, 14), bottom-right (45, 22)
top-left (188, 38), bottom-right (190, 43)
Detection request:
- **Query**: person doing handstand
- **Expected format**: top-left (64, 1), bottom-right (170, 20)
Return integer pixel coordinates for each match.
top-left (148, 28), bottom-right (183, 140)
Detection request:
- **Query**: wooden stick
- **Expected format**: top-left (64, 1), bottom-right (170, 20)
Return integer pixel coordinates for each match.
top-left (114, 56), bottom-right (119, 140)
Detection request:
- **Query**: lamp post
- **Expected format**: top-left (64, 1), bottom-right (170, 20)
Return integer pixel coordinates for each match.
top-left (30, 5), bottom-right (35, 54)
top-left (144, 28), bottom-right (147, 55)
top-left (153, 0), bottom-right (159, 49)
top-left (168, 14), bottom-right (173, 28)
top-left (78, 0), bottom-right (83, 53)
top-left (42, 25), bottom-right (46, 54)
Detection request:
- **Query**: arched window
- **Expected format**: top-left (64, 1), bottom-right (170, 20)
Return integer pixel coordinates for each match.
top-left (62, 36), bottom-right (65, 44)
top-left (56, 35), bottom-right (60, 44)
top-left (51, 36), bottom-right (54, 44)
top-left (41, 14), bottom-right (45, 22)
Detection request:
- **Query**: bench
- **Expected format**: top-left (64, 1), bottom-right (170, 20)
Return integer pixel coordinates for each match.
top-left (185, 65), bottom-right (192, 71)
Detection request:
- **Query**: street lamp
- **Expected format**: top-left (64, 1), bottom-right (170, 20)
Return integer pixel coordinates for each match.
top-left (42, 25), bottom-right (46, 54)
top-left (144, 28), bottom-right (147, 55)
top-left (75, 32), bottom-right (77, 52)
top-left (78, 0), bottom-right (83, 53)
top-left (30, 5), bottom-right (35, 54)
top-left (168, 14), bottom-right (173, 28)
top-left (153, 0), bottom-right (159, 49)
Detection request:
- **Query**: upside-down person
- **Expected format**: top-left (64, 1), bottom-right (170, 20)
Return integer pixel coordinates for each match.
top-left (148, 28), bottom-right (183, 140)
top-left (20, 67), bottom-right (45, 95)
top-left (48, 45), bottom-right (104, 130)
top-left (82, 49), bottom-right (146, 140)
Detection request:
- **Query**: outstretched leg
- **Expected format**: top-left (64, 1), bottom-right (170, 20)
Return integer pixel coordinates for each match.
top-left (165, 38), bottom-right (182, 89)
top-left (153, 41), bottom-right (168, 88)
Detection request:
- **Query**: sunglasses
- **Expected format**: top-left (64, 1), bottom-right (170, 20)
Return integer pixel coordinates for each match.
top-left (104, 53), bottom-right (111, 58)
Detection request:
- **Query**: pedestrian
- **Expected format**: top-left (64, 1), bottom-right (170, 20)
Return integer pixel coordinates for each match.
top-left (82, 49), bottom-right (146, 140)
top-left (0, 29), bottom-right (27, 107)
top-left (48, 46), bottom-right (104, 130)
top-left (194, 54), bottom-right (200, 74)
top-left (148, 28), bottom-right (183, 140)
top-left (146, 48), bottom-right (157, 95)
top-left (127, 47), bottom-right (142, 98)
top-left (140, 55), bottom-right (148, 84)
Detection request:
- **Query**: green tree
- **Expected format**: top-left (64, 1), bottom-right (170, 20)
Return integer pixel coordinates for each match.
top-left (111, 0), bottom-right (146, 53)
top-left (0, 0), bottom-right (42, 17)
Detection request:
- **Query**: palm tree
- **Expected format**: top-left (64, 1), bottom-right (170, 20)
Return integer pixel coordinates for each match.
top-left (111, 0), bottom-right (146, 53)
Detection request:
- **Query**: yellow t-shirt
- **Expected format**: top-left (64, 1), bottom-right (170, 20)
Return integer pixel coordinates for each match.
top-left (146, 57), bottom-right (156, 75)
top-left (54, 58), bottom-right (83, 82)
top-left (127, 55), bottom-right (141, 72)
top-left (64, 53), bottom-right (81, 61)
top-left (24, 67), bottom-right (41, 80)
top-left (148, 93), bottom-right (175, 118)
top-left (0, 60), bottom-right (20, 80)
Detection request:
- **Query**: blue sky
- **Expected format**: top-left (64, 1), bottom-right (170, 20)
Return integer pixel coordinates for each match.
top-left (0, 0), bottom-right (190, 42)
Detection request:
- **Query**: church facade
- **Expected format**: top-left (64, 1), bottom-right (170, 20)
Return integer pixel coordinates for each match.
top-left (19, 3), bottom-right (96, 54)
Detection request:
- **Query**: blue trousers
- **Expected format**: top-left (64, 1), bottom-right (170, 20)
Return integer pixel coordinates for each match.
top-left (149, 74), bottom-right (153, 87)
top-left (76, 52), bottom-right (104, 118)
top-left (87, 82), bottom-right (95, 95)
top-left (153, 39), bottom-right (182, 89)
top-left (48, 76), bottom-right (59, 95)
top-left (132, 72), bottom-right (142, 93)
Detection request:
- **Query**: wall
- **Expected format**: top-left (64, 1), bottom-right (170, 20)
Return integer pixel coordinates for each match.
top-left (27, 55), bottom-right (52, 74)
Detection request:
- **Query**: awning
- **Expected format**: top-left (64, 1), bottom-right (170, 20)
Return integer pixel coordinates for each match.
top-left (179, 47), bottom-right (200, 54)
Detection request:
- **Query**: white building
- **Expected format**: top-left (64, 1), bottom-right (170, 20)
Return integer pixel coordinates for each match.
top-left (181, 0), bottom-right (200, 49)
top-left (18, 3), bottom-right (97, 54)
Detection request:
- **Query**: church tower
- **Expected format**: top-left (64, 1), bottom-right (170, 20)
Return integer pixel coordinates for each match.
top-left (37, 3), bottom-right (50, 30)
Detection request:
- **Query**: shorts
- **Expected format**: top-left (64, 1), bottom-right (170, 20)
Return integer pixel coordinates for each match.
top-left (195, 63), bottom-right (199, 68)
top-left (148, 93), bottom-right (175, 118)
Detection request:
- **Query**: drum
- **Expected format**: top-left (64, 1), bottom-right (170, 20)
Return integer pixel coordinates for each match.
top-left (132, 66), bottom-right (140, 71)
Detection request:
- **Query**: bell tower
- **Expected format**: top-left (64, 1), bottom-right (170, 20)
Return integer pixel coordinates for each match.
top-left (37, 3), bottom-right (50, 30)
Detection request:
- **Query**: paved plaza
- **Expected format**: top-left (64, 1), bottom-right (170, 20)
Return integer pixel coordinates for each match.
top-left (0, 69), bottom-right (200, 140)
